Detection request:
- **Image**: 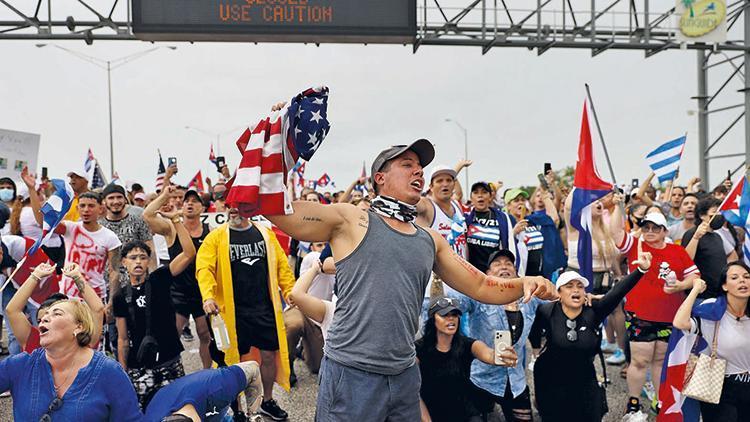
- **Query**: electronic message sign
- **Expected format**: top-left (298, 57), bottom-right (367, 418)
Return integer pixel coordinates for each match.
top-left (132, 0), bottom-right (416, 43)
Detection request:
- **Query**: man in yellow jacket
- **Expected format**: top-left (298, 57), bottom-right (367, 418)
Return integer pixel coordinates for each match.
top-left (196, 207), bottom-right (295, 421)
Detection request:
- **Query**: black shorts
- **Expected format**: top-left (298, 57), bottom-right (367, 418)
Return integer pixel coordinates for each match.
top-left (237, 320), bottom-right (279, 354)
top-left (625, 311), bottom-right (672, 342)
top-left (172, 299), bottom-right (206, 319)
top-left (470, 382), bottom-right (532, 416)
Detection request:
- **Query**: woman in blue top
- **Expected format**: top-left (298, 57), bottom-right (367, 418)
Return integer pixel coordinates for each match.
top-left (0, 296), bottom-right (142, 421)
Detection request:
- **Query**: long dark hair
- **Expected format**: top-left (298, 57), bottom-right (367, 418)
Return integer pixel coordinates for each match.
top-left (721, 261), bottom-right (750, 318)
top-left (421, 313), bottom-right (464, 372)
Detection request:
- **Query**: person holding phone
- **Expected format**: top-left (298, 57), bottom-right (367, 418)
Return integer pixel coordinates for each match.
top-left (534, 251), bottom-right (651, 422)
top-left (416, 295), bottom-right (517, 422)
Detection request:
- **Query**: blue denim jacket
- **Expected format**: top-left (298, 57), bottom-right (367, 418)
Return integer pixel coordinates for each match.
top-left (0, 349), bottom-right (142, 421)
top-left (457, 296), bottom-right (541, 398)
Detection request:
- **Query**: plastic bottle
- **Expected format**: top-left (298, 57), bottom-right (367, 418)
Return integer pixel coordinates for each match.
top-left (211, 313), bottom-right (230, 351)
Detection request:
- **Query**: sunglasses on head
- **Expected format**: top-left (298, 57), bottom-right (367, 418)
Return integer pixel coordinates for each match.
top-left (430, 297), bottom-right (458, 312)
top-left (566, 319), bottom-right (578, 342)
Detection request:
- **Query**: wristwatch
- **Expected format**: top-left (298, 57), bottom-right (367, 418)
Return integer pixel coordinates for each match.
top-left (171, 216), bottom-right (182, 224)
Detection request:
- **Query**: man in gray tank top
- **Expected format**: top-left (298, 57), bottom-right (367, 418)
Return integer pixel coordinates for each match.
top-left (266, 139), bottom-right (557, 422)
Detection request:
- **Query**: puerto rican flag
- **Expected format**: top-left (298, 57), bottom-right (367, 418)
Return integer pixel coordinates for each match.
top-left (226, 86), bottom-right (330, 217)
top-left (570, 101), bottom-right (613, 290)
top-left (718, 173), bottom-right (750, 266)
top-left (657, 296), bottom-right (726, 422)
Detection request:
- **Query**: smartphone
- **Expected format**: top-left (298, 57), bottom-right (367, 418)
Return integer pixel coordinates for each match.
top-left (537, 173), bottom-right (550, 190)
top-left (544, 162), bottom-right (552, 175)
top-left (42, 167), bottom-right (48, 179)
top-left (215, 156), bottom-right (226, 171)
top-left (494, 330), bottom-right (512, 365)
top-left (631, 178), bottom-right (639, 188)
top-left (168, 157), bottom-right (177, 166)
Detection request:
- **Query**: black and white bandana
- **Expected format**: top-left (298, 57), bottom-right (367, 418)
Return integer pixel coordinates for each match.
top-left (370, 195), bottom-right (418, 223)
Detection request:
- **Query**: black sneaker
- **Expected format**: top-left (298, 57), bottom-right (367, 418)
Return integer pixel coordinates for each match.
top-left (181, 326), bottom-right (194, 342)
top-left (626, 396), bottom-right (641, 413)
top-left (259, 398), bottom-right (288, 421)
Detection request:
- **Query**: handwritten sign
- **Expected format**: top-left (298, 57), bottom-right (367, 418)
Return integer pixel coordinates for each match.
top-left (0, 128), bottom-right (40, 180)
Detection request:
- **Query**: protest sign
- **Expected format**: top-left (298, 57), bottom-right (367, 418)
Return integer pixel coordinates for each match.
top-left (0, 128), bottom-right (40, 179)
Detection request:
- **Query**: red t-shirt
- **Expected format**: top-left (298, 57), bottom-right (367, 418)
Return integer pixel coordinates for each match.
top-left (24, 326), bottom-right (41, 353)
top-left (618, 233), bottom-right (700, 323)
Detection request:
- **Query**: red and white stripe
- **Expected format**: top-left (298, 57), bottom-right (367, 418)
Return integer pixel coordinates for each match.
top-left (226, 109), bottom-right (293, 217)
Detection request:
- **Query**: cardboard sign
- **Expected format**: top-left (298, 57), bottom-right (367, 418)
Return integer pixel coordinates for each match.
top-left (0, 128), bottom-right (40, 179)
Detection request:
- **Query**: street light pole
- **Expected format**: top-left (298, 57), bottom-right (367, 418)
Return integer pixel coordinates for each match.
top-left (445, 118), bottom-right (469, 190)
top-left (36, 44), bottom-right (176, 178)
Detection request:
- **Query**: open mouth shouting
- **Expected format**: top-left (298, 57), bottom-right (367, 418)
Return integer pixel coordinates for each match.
top-left (410, 178), bottom-right (424, 192)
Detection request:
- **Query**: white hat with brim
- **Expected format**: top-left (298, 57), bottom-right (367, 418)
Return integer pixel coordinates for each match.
top-left (67, 170), bottom-right (89, 180)
top-left (555, 271), bottom-right (590, 291)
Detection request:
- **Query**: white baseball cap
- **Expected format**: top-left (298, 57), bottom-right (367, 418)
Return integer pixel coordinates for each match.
top-left (555, 271), bottom-right (590, 291)
top-left (429, 164), bottom-right (457, 182)
top-left (639, 212), bottom-right (668, 229)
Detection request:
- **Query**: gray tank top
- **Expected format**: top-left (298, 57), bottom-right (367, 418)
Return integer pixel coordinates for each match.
top-left (324, 211), bottom-right (436, 375)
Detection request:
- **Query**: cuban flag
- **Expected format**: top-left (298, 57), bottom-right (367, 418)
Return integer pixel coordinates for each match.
top-left (658, 296), bottom-right (727, 422)
top-left (570, 102), bottom-right (613, 290)
top-left (317, 173), bottom-right (331, 187)
top-left (718, 174), bottom-right (750, 265)
top-left (27, 179), bottom-right (74, 257)
top-left (646, 136), bottom-right (687, 184)
top-left (209, 144), bottom-right (217, 165)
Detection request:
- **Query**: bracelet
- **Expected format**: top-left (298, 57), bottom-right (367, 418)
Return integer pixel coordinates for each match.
top-left (172, 217), bottom-right (182, 224)
top-left (29, 273), bottom-right (41, 282)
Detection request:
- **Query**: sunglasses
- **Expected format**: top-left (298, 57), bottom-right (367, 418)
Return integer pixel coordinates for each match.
top-left (566, 319), bottom-right (578, 342)
top-left (39, 397), bottom-right (62, 422)
top-left (641, 224), bottom-right (663, 233)
top-left (430, 297), bottom-right (458, 312)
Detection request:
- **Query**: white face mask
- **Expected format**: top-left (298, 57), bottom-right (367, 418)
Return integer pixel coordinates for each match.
top-left (0, 188), bottom-right (14, 202)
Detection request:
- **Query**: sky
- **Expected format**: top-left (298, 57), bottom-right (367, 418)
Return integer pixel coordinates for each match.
top-left (0, 1), bottom-right (747, 193)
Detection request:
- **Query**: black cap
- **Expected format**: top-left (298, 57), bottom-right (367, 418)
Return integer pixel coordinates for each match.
top-left (184, 187), bottom-right (206, 207)
top-left (427, 295), bottom-right (462, 318)
top-left (487, 249), bottom-right (516, 268)
top-left (471, 181), bottom-right (492, 193)
top-left (371, 139), bottom-right (435, 178)
top-left (101, 183), bottom-right (127, 199)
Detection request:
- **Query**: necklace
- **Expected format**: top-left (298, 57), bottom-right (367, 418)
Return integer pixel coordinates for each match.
top-left (727, 302), bottom-right (747, 322)
top-left (53, 356), bottom-right (80, 394)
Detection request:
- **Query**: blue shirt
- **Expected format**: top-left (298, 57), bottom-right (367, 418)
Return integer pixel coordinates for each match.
top-left (526, 210), bottom-right (567, 279)
top-left (0, 349), bottom-right (141, 422)
top-left (458, 296), bottom-right (542, 398)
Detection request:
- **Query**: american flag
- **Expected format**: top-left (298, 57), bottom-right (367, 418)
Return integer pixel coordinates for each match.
top-left (85, 148), bottom-right (107, 189)
top-left (155, 150), bottom-right (166, 191)
top-left (226, 86), bottom-right (330, 217)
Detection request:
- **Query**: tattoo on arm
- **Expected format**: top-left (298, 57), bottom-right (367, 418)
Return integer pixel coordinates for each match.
top-left (302, 216), bottom-right (323, 223)
top-left (358, 213), bottom-right (368, 229)
top-left (450, 249), bottom-right (481, 277)
top-left (484, 276), bottom-right (517, 291)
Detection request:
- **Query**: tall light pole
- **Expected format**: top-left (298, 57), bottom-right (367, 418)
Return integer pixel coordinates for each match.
top-left (36, 44), bottom-right (177, 178)
top-left (445, 118), bottom-right (469, 189)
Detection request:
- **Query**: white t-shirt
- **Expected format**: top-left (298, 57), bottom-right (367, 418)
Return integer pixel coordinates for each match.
top-left (690, 311), bottom-right (750, 375)
top-left (313, 296), bottom-right (337, 341)
top-left (300, 251), bottom-right (335, 301)
top-left (60, 221), bottom-right (121, 299)
top-left (152, 233), bottom-right (171, 263)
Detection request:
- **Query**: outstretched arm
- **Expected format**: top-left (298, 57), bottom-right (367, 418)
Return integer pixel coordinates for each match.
top-left (143, 186), bottom-right (175, 237)
top-left (62, 263), bottom-right (105, 347)
top-left (673, 279), bottom-right (707, 330)
top-left (167, 213), bottom-right (196, 276)
top-left (289, 266), bottom-right (328, 324)
top-left (432, 231), bottom-right (557, 304)
top-left (339, 177), bottom-right (366, 203)
top-left (20, 167), bottom-right (42, 226)
top-left (6, 263), bottom-right (57, 349)
top-left (265, 201), bottom-right (350, 243)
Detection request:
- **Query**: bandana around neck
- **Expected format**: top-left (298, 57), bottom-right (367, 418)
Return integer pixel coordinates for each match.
top-left (370, 195), bottom-right (418, 223)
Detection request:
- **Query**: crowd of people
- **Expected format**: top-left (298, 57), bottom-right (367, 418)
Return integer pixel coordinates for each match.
top-left (0, 136), bottom-right (748, 422)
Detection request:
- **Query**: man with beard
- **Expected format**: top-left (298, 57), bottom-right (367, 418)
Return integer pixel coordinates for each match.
top-left (196, 207), bottom-right (295, 421)
top-left (667, 193), bottom-right (698, 245)
top-left (144, 186), bottom-right (213, 369)
top-left (263, 134), bottom-right (556, 421)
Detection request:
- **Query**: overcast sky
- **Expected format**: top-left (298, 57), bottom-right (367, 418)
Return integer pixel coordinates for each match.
top-left (1, 2), bottom-right (747, 193)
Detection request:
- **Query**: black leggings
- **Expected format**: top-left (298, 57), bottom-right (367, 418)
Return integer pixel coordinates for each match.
top-left (528, 316), bottom-right (544, 350)
top-left (701, 375), bottom-right (750, 422)
top-left (469, 382), bottom-right (533, 422)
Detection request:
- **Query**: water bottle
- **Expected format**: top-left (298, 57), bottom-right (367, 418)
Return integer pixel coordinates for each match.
top-left (211, 314), bottom-right (230, 351)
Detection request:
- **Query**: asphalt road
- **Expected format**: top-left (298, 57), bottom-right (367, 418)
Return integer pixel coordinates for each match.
top-left (1, 326), bottom-right (653, 421)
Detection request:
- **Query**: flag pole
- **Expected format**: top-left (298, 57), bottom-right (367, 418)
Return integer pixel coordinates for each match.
top-left (0, 256), bottom-right (28, 293)
top-left (709, 167), bottom-right (748, 226)
top-left (584, 84), bottom-right (618, 187)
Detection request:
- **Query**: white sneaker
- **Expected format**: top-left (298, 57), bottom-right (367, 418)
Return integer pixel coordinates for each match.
top-left (0, 391), bottom-right (10, 398)
top-left (621, 410), bottom-right (648, 422)
top-left (606, 349), bottom-right (626, 365)
top-left (601, 339), bottom-right (618, 354)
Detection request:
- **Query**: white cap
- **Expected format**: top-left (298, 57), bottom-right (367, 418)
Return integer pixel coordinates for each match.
top-left (640, 212), bottom-right (668, 229)
top-left (134, 192), bottom-right (147, 201)
top-left (429, 164), bottom-right (457, 182)
top-left (555, 271), bottom-right (590, 291)
top-left (16, 183), bottom-right (29, 201)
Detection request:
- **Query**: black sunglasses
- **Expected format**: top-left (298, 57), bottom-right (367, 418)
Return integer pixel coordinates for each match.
top-left (430, 297), bottom-right (458, 312)
top-left (566, 319), bottom-right (578, 342)
top-left (39, 397), bottom-right (63, 422)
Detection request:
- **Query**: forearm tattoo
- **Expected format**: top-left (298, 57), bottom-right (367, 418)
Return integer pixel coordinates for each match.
top-left (302, 216), bottom-right (323, 223)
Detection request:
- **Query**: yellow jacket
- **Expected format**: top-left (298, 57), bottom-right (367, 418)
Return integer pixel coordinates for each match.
top-left (196, 222), bottom-right (295, 391)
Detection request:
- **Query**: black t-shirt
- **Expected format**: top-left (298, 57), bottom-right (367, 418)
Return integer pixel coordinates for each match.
top-left (229, 225), bottom-right (274, 328)
top-left (113, 266), bottom-right (183, 368)
top-left (505, 309), bottom-right (524, 345)
top-left (168, 223), bottom-right (209, 304)
top-left (415, 335), bottom-right (477, 422)
top-left (681, 228), bottom-right (726, 299)
top-left (466, 210), bottom-right (502, 274)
